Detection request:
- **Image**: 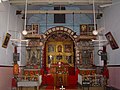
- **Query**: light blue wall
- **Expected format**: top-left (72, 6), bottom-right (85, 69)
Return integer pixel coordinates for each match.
top-left (0, 2), bottom-right (25, 90)
top-left (28, 6), bottom-right (93, 35)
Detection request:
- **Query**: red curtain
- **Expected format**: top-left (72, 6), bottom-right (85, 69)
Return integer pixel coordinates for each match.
top-left (42, 43), bottom-right (46, 70)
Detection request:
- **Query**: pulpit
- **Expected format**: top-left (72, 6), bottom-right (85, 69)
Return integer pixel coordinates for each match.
top-left (50, 62), bottom-right (69, 86)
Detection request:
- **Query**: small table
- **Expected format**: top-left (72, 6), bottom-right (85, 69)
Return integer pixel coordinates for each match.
top-left (17, 75), bottom-right (42, 90)
top-left (17, 81), bottom-right (39, 90)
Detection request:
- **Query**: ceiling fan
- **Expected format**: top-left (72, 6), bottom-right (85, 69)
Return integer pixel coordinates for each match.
top-left (0, 0), bottom-right (8, 3)
top-left (11, 38), bottom-right (29, 47)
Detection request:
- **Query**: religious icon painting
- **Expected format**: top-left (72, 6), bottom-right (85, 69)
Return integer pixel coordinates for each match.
top-left (80, 24), bottom-right (88, 35)
top-left (26, 25), bottom-right (32, 34)
top-left (105, 32), bottom-right (119, 50)
top-left (48, 44), bottom-right (54, 52)
top-left (2, 33), bottom-right (11, 48)
top-left (64, 44), bottom-right (71, 53)
top-left (88, 24), bottom-right (94, 35)
top-left (57, 45), bottom-right (62, 52)
top-left (67, 29), bottom-right (72, 34)
top-left (88, 24), bottom-right (97, 35)
top-left (71, 31), bottom-right (74, 35)
top-left (32, 24), bottom-right (39, 34)
top-left (65, 56), bottom-right (72, 64)
top-left (48, 29), bottom-right (52, 34)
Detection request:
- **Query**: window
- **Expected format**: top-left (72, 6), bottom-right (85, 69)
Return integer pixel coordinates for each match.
top-left (54, 6), bottom-right (65, 23)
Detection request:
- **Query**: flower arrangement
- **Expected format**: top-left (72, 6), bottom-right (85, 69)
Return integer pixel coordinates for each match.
top-left (30, 71), bottom-right (34, 76)
top-left (24, 71), bottom-right (29, 76)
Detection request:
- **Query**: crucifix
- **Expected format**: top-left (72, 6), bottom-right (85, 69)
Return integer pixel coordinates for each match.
top-left (60, 85), bottom-right (65, 90)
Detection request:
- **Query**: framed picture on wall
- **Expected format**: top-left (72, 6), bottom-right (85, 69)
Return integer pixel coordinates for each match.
top-left (2, 33), bottom-right (11, 48)
top-left (105, 32), bottom-right (119, 50)
top-left (80, 24), bottom-right (88, 35)
top-left (32, 24), bottom-right (39, 34)
top-left (88, 24), bottom-right (97, 35)
top-left (26, 25), bottom-right (32, 34)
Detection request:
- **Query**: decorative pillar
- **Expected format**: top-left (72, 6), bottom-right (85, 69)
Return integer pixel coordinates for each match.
top-left (13, 61), bottom-right (19, 75)
top-left (13, 46), bottom-right (19, 76)
top-left (79, 52), bottom-right (82, 64)
top-left (103, 46), bottom-right (107, 66)
top-left (90, 51), bottom-right (93, 64)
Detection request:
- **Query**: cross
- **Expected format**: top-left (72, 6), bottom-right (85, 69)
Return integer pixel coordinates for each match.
top-left (60, 85), bottom-right (65, 90)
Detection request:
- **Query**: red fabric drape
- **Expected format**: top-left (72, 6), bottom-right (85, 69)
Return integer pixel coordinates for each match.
top-left (14, 46), bottom-right (17, 53)
top-left (43, 44), bottom-right (46, 70)
top-left (11, 77), bottom-right (17, 88)
top-left (103, 67), bottom-right (109, 79)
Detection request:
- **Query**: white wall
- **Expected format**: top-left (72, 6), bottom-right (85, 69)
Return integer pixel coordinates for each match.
top-left (103, 1), bottom-right (120, 65)
top-left (94, 0), bottom-right (120, 66)
top-left (0, 2), bottom-right (12, 66)
top-left (0, 2), bottom-right (26, 66)
top-left (98, 0), bottom-right (120, 89)
top-left (0, 1), bottom-right (26, 90)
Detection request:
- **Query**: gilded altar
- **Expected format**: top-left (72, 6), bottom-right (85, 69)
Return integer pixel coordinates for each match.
top-left (46, 32), bottom-right (74, 67)
top-left (50, 62), bottom-right (69, 86)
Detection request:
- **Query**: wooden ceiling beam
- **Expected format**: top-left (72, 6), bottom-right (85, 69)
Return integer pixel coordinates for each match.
top-left (20, 10), bottom-right (103, 14)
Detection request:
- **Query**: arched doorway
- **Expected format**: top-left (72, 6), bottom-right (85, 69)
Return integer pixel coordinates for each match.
top-left (43, 26), bottom-right (77, 75)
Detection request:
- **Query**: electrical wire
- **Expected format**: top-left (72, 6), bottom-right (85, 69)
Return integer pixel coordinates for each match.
top-left (24, 0), bottom-right (28, 31)
top-left (93, 0), bottom-right (96, 31)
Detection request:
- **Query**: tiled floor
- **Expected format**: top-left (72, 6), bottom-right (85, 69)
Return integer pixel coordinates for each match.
top-left (19, 85), bottom-right (105, 90)
top-left (42, 85), bottom-right (104, 90)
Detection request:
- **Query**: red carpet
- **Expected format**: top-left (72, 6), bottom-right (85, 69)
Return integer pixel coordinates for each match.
top-left (41, 69), bottom-right (79, 86)
top-left (45, 85), bottom-right (77, 90)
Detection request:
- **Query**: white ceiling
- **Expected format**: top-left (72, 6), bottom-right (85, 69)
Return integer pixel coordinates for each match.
top-left (9, 0), bottom-right (112, 6)
top-left (9, 0), bottom-right (112, 14)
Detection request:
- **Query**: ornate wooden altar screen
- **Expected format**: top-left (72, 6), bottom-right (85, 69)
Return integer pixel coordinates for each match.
top-left (46, 42), bottom-right (74, 67)
top-left (46, 32), bottom-right (74, 86)
top-left (46, 33), bottom-right (74, 67)
top-left (50, 63), bottom-right (69, 86)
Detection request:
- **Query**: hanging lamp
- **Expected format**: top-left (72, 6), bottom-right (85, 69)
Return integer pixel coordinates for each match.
top-left (92, 0), bottom-right (98, 35)
top-left (22, 0), bottom-right (28, 35)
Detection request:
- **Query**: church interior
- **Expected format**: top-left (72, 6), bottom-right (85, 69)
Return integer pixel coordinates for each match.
top-left (0, 0), bottom-right (120, 90)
